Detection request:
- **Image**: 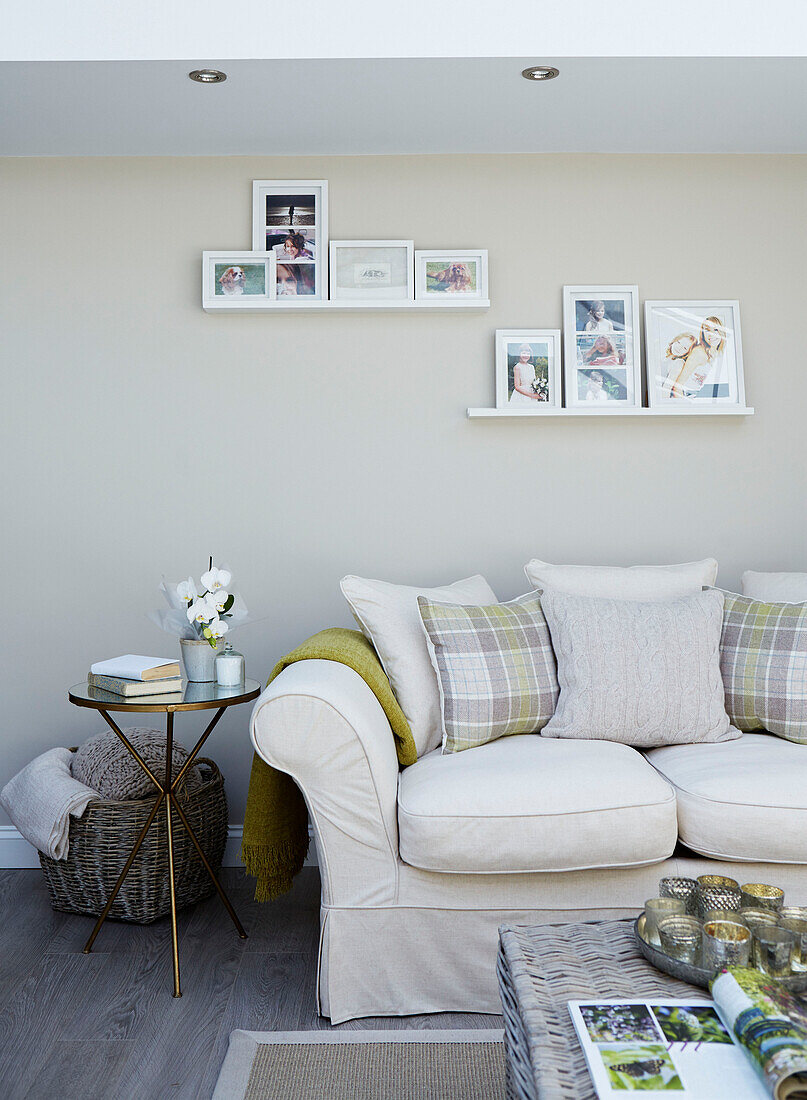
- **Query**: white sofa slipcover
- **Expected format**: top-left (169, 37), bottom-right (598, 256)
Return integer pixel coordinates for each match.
top-left (251, 662), bottom-right (807, 1023)
top-left (398, 737), bottom-right (677, 874)
top-left (646, 734), bottom-right (807, 864)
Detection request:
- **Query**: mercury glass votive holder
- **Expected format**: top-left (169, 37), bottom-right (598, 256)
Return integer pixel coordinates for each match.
top-left (753, 925), bottom-right (796, 977)
top-left (703, 920), bottom-right (751, 973)
top-left (644, 897), bottom-right (686, 946)
top-left (696, 883), bottom-right (742, 919)
top-left (740, 883), bottom-right (785, 911)
top-left (658, 915), bottom-right (703, 965)
top-left (780, 906), bottom-right (807, 923)
top-left (779, 919), bottom-right (807, 971)
top-left (659, 877), bottom-right (699, 916)
top-left (739, 908), bottom-right (780, 938)
top-left (705, 908), bottom-right (748, 927)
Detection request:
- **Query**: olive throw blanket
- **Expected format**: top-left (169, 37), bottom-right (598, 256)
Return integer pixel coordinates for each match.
top-left (241, 628), bottom-right (417, 901)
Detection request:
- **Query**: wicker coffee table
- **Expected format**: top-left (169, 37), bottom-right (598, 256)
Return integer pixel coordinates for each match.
top-left (497, 920), bottom-right (701, 1100)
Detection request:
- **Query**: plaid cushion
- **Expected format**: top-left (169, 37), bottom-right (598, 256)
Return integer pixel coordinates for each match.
top-left (720, 590), bottom-right (807, 743)
top-left (417, 592), bottom-right (558, 754)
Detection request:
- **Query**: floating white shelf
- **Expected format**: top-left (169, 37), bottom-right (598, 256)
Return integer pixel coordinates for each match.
top-left (467, 406), bottom-right (755, 419)
top-left (204, 298), bottom-right (491, 314)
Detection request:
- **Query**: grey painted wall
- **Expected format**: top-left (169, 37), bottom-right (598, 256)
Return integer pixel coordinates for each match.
top-left (2, 153), bottom-right (806, 830)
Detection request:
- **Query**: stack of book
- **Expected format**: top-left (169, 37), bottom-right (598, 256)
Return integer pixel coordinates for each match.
top-left (88, 655), bottom-right (182, 697)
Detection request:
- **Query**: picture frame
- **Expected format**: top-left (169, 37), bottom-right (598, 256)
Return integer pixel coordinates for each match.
top-left (415, 250), bottom-right (488, 301)
top-left (562, 285), bottom-right (642, 410)
top-left (251, 180), bottom-right (327, 300)
top-left (644, 300), bottom-right (746, 408)
top-left (495, 329), bottom-right (562, 410)
top-left (329, 240), bottom-right (414, 301)
top-left (202, 251), bottom-right (276, 308)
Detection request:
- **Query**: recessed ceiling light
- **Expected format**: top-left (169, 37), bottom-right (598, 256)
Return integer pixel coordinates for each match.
top-left (189, 69), bottom-right (227, 84)
top-left (521, 65), bottom-right (559, 82)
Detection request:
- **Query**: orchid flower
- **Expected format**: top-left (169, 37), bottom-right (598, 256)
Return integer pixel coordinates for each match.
top-left (202, 566), bottom-right (232, 592)
top-left (207, 617), bottom-right (229, 638)
top-left (176, 576), bottom-right (198, 604)
top-left (209, 589), bottom-right (230, 614)
top-left (187, 596), bottom-right (216, 625)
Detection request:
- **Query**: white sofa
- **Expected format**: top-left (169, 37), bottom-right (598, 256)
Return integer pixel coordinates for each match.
top-left (250, 658), bottom-right (807, 1024)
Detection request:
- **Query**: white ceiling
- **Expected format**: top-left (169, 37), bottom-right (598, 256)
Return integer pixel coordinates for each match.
top-left (5, 1), bottom-right (807, 61)
top-left (2, 57), bottom-right (807, 156)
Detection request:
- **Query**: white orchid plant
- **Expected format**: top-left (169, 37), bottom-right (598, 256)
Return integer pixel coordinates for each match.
top-left (178, 564), bottom-right (235, 647)
top-left (149, 559), bottom-right (250, 646)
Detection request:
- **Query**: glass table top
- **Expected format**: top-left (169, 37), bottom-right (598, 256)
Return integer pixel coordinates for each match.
top-left (68, 678), bottom-right (262, 712)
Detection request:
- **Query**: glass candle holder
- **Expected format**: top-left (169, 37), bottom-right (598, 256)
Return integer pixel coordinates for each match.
top-left (696, 884), bottom-right (742, 919)
top-left (739, 908), bottom-right (780, 937)
top-left (705, 908), bottom-right (748, 927)
top-left (658, 915), bottom-right (703, 965)
top-left (753, 925), bottom-right (796, 977)
top-left (697, 874), bottom-right (740, 890)
top-left (779, 919), bottom-right (807, 972)
top-left (644, 897), bottom-right (686, 946)
top-left (215, 643), bottom-right (245, 688)
top-left (741, 883), bottom-right (785, 911)
top-left (659, 877), bottom-right (699, 916)
top-left (702, 920), bottom-right (751, 973)
top-left (781, 906), bottom-right (807, 923)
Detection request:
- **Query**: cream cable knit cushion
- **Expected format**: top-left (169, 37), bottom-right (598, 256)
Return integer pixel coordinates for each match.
top-left (540, 589), bottom-right (739, 747)
top-left (72, 727), bottom-right (203, 800)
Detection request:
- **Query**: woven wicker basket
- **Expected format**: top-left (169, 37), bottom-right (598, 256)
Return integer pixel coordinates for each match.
top-left (39, 757), bottom-right (228, 923)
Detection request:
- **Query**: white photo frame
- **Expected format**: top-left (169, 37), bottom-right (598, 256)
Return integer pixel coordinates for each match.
top-left (415, 250), bottom-right (488, 300)
top-left (202, 251), bottom-right (276, 308)
top-left (562, 285), bottom-right (642, 410)
top-left (495, 329), bottom-right (562, 410)
top-left (252, 180), bottom-right (328, 300)
top-left (644, 300), bottom-right (746, 409)
top-left (329, 240), bottom-right (414, 300)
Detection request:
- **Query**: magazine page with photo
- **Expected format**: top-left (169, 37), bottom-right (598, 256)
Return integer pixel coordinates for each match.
top-left (569, 999), bottom-right (768, 1097)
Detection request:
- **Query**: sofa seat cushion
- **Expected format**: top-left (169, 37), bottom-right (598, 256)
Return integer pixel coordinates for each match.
top-left (646, 733), bottom-right (807, 863)
top-left (397, 735), bottom-right (677, 874)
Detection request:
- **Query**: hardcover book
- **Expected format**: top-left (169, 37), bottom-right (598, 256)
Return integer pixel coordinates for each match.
top-left (89, 655), bottom-right (180, 681)
top-left (87, 673), bottom-right (183, 698)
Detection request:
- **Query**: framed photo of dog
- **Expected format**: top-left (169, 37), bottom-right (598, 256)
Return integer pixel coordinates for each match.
top-left (252, 180), bottom-right (328, 300)
top-left (415, 250), bottom-right (488, 301)
top-left (202, 252), bottom-right (276, 308)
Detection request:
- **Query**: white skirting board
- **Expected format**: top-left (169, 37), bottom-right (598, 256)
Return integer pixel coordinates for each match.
top-left (0, 824), bottom-right (317, 869)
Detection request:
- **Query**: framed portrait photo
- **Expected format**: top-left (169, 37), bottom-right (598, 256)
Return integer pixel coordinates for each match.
top-left (644, 300), bottom-right (745, 408)
top-left (329, 240), bottom-right (414, 300)
top-left (495, 329), bottom-right (562, 411)
top-left (562, 285), bottom-right (641, 410)
top-left (415, 250), bottom-right (488, 301)
top-left (202, 251), bottom-right (276, 308)
top-left (252, 180), bottom-right (327, 300)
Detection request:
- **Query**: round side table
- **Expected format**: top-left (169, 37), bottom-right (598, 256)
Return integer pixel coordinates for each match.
top-left (68, 677), bottom-right (261, 997)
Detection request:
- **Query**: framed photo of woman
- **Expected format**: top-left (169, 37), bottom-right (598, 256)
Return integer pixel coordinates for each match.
top-left (562, 286), bottom-right (641, 410)
top-left (252, 180), bottom-right (327, 300)
top-left (644, 301), bottom-right (745, 408)
top-left (495, 329), bottom-right (562, 410)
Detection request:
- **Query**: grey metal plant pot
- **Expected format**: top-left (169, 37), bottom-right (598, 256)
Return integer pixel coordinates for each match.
top-left (180, 638), bottom-right (223, 682)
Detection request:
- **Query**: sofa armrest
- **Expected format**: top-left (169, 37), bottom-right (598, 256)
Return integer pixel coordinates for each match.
top-left (250, 659), bottom-right (401, 908)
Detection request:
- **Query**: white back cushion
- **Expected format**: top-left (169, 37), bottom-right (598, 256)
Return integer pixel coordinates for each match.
top-left (742, 571), bottom-right (807, 603)
top-left (524, 557), bottom-right (717, 600)
top-left (340, 574), bottom-right (497, 756)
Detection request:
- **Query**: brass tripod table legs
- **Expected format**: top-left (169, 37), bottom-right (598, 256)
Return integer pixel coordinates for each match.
top-left (82, 706), bottom-right (247, 997)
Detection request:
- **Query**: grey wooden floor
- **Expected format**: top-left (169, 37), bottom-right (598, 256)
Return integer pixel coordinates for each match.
top-left (0, 868), bottom-right (500, 1099)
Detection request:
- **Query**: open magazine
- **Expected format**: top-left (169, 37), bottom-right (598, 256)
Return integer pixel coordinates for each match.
top-left (570, 970), bottom-right (807, 1098)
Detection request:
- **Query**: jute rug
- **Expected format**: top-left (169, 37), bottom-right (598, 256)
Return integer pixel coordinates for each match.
top-left (212, 1029), bottom-right (505, 1099)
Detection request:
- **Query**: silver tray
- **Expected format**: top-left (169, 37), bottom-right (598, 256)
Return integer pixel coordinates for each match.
top-left (634, 914), bottom-right (807, 993)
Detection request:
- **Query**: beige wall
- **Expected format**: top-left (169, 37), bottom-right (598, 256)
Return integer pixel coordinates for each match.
top-left (2, 153), bottom-right (806, 829)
